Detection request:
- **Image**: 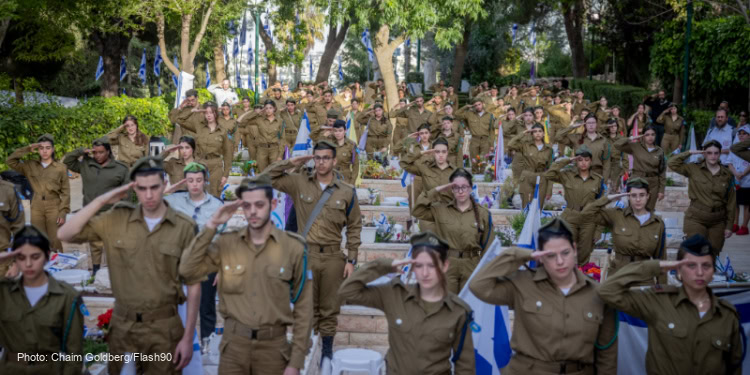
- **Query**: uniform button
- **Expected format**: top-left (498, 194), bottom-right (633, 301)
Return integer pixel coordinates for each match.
top-left (236, 265), bottom-right (241, 270)
top-left (395, 318), bottom-right (402, 325)
top-left (280, 267), bottom-right (285, 273)
top-left (225, 265), bottom-right (230, 270)
top-left (587, 312), bottom-right (593, 318)
top-left (536, 301), bottom-right (542, 309)
top-left (668, 323), bottom-right (674, 329)
top-left (716, 340), bottom-right (722, 346)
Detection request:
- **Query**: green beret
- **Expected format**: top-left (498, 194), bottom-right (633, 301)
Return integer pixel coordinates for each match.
top-left (575, 145), bottom-right (592, 157)
top-left (679, 234), bottom-right (713, 257)
top-left (626, 177), bottom-right (649, 190)
top-left (185, 89), bottom-right (199, 98)
top-left (410, 231), bottom-right (449, 249)
top-left (183, 162), bottom-right (207, 174)
top-left (316, 139), bottom-right (337, 149)
top-left (237, 174), bottom-right (272, 191)
top-left (327, 110), bottom-right (340, 119)
top-left (37, 134), bottom-right (54, 143)
top-left (129, 156), bottom-right (165, 180)
top-left (539, 217), bottom-right (573, 236)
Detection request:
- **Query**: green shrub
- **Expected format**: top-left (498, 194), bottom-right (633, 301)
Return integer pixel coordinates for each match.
top-left (406, 72), bottom-right (424, 86)
top-left (0, 95), bottom-right (172, 171)
top-left (569, 79), bottom-right (651, 115)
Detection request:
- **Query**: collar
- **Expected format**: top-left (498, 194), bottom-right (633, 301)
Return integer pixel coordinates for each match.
top-left (10, 272), bottom-right (65, 294)
top-left (674, 287), bottom-right (721, 314)
top-left (622, 206), bottom-right (659, 225)
top-left (127, 201), bottom-right (177, 226)
top-left (404, 285), bottom-right (455, 311)
top-left (306, 171), bottom-right (342, 188)
top-left (180, 191), bottom-right (213, 208)
top-left (533, 266), bottom-right (590, 294)
top-left (239, 225), bottom-right (280, 244)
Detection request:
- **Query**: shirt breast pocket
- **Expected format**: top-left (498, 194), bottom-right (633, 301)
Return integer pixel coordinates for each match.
top-left (265, 264), bottom-right (293, 297)
top-left (520, 298), bottom-right (553, 326)
top-left (299, 193), bottom-right (315, 207)
top-left (654, 320), bottom-right (688, 341)
top-left (157, 246), bottom-right (182, 279)
top-left (431, 325), bottom-right (456, 345)
top-left (325, 199), bottom-right (347, 225)
top-left (110, 237), bottom-right (138, 268)
top-left (221, 263), bottom-right (246, 294)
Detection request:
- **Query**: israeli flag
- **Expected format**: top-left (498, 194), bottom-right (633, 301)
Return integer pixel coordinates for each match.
top-left (291, 111), bottom-right (313, 157)
top-left (400, 170), bottom-right (413, 188)
top-left (617, 287), bottom-right (750, 375)
top-left (248, 46), bottom-right (253, 65)
top-left (239, 15), bottom-right (247, 46)
top-left (236, 63), bottom-right (242, 89)
top-left (119, 56), bottom-right (127, 81)
top-left (205, 62), bottom-right (211, 88)
top-left (361, 29), bottom-right (374, 62)
top-left (687, 123), bottom-right (701, 163)
top-left (338, 55), bottom-right (344, 80)
top-left (138, 49), bottom-right (147, 85)
top-left (154, 46), bottom-right (163, 76)
top-left (344, 112), bottom-right (353, 138)
top-left (261, 74), bottom-right (267, 90)
top-left (519, 176), bottom-right (542, 250)
top-left (172, 56), bottom-right (180, 87)
top-left (270, 189), bottom-right (287, 229)
top-left (95, 56), bottom-right (104, 81)
top-left (511, 24), bottom-right (518, 42)
top-left (357, 126), bottom-right (368, 152)
top-left (233, 37), bottom-right (239, 58)
top-left (494, 120), bottom-right (506, 183)
top-left (224, 44), bottom-right (228, 66)
top-left (309, 55), bottom-right (313, 79)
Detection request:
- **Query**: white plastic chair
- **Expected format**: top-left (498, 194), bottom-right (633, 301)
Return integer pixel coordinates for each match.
top-left (330, 348), bottom-right (385, 375)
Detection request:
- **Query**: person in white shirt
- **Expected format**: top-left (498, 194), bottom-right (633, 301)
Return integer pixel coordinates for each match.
top-left (729, 125), bottom-right (750, 235)
top-left (208, 79), bottom-right (239, 107)
top-left (703, 108), bottom-right (735, 165)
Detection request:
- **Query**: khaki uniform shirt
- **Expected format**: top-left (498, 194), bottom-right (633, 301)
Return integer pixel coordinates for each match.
top-left (400, 151), bottom-right (456, 203)
top-left (390, 107), bottom-right (433, 134)
top-left (263, 159), bottom-right (362, 260)
top-left (507, 133), bottom-right (554, 174)
top-left (614, 138), bottom-right (666, 193)
top-left (179, 118), bottom-right (234, 178)
top-left (179, 226), bottom-right (312, 369)
top-left (69, 202), bottom-right (202, 310)
top-left (106, 132), bottom-right (148, 167)
top-left (0, 180), bottom-right (23, 275)
top-left (599, 260), bottom-right (742, 375)
top-left (438, 130), bottom-right (463, 167)
top-left (504, 95), bottom-right (522, 113)
top-left (657, 114), bottom-right (686, 140)
top-left (606, 134), bottom-right (625, 170)
top-left (414, 189), bottom-right (495, 255)
top-left (169, 106), bottom-right (204, 138)
top-left (280, 109), bottom-right (303, 135)
top-left (455, 107), bottom-right (495, 138)
top-left (668, 152), bottom-right (737, 230)
top-left (339, 258), bottom-right (475, 375)
top-left (253, 116), bottom-right (283, 145)
top-left (310, 102), bottom-right (343, 140)
top-left (543, 158), bottom-right (604, 210)
top-left (583, 196), bottom-right (666, 259)
top-left (238, 112), bottom-right (262, 144)
top-left (0, 275), bottom-right (83, 375)
top-left (7, 147), bottom-right (70, 218)
top-left (730, 139), bottom-right (750, 163)
top-left (546, 104), bottom-right (572, 141)
top-left (555, 127), bottom-right (612, 178)
top-left (449, 93), bottom-right (460, 108)
top-left (327, 136), bottom-right (360, 185)
top-left (356, 112), bottom-right (392, 138)
top-left (468, 248), bottom-right (618, 373)
top-left (572, 99), bottom-right (589, 117)
top-left (218, 117), bottom-right (237, 136)
top-left (62, 149), bottom-right (129, 207)
top-left (628, 113), bottom-right (650, 135)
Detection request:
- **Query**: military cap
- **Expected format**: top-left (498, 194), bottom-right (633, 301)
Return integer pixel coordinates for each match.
top-left (575, 145), bottom-right (592, 157)
top-left (327, 110), bottom-right (340, 119)
top-left (679, 234), bottom-right (714, 257)
top-left (237, 174), bottom-right (273, 191)
top-left (37, 134), bottom-right (54, 143)
top-left (263, 99), bottom-right (276, 107)
top-left (221, 101), bottom-right (231, 107)
top-left (410, 231), bottom-right (450, 250)
top-left (539, 217), bottom-right (573, 236)
top-left (185, 89), bottom-right (199, 98)
top-left (92, 136), bottom-right (111, 146)
top-left (129, 156), bottom-right (165, 180)
top-left (491, 85), bottom-right (498, 90)
top-left (316, 139), bottom-right (337, 149)
top-left (626, 177), bottom-right (649, 190)
top-left (14, 224), bottom-right (50, 244)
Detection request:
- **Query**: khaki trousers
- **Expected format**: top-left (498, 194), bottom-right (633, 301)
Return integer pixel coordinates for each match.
top-left (310, 248), bottom-right (346, 336)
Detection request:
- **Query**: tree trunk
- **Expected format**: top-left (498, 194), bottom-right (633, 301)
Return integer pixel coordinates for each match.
top-left (258, 19), bottom-right (277, 85)
top-left (157, 1), bottom-right (215, 77)
top-left (92, 30), bottom-right (130, 97)
top-left (213, 43), bottom-right (227, 83)
top-left (672, 75), bottom-right (682, 105)
top-left (314, 21), bottom-right (350, 84)
top-left (0, 18), bottom-right (10, 51)
top-left (13, 77), bottom-right (23, 105)
top-left (450, 22), bottom-right (471, 91)
top-left (373, 25), bottom-right (405, 112)
top-left (561, 0), bottom-right (587, 78)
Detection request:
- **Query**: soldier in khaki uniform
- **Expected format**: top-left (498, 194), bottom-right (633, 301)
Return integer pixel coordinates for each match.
top-left (339, 232), bottom-right (475, 374)
top-left (58, 156), bottom-right (202, 375)
top-left (168, 89), bottom-right (202, 142)
top-left (427, 102), bottom-right (461, 139)
top-left (730, 138), bottom-right (750, 162)
top-left (543, 147), bottom-right (606, 265)
top-left (325, 120), bottom-right (359, 185)
top-left (280, 98), bottom-right (303, 153)
top-left (0, 225), bottom-right (83, 375)
top-left (390, 95), bottom-right (433, 135)
top-left (656, 104), bottom-right (686, 154)
top-left (614, 126), bottom-right (667, 211)
top-left (239, 100), bottom-right (283, 172)
top-left (238, 104), bottom-right (264, 160)
top-left (599, 235), bottom-right (742, 374)
top-left (504, 86), bottom-right (522, 114)
top-left (106, 115), bottom-right (149, 167)
top-left (159, 137), bottom-right (206, 192)
top-left (176, 102), bottom-right (233, 197)
top-left (414, 169), bottom-right (494, 294)
top-left (356, 104), bottom-right (392, 156)
top-left (627, 104), bottom-right (650, 136)
top-left (391, 99), bottom-right (411, 158)
top-left (604, 119), bottom-right (626, 192)
top-left (583, 179), bottom-right (666, 281)
top-left (456, 98), bottom-right (496, 168)
top-left (218, 102), bottom-right (238, 147)
top-left (469, 218), bottom-right (618, 375)
top-left (436, 116), bottom-right (464, 167)
top-left (0, 178), bottom-right (23, 276)
top-left (263, 87), bottom-right (286, 110)
top-left (669, 142), bottom-right (736, 256)
top-left (571, 90), bottom-right (589, 117)
top-left (179, 175), bottom-right (313, 375)
top-left (262, 141), bottom-right (361, 360)
top-left (7, 135), bottom-right (70, 251)
top-left (309, 90), bottom-right (344, 142)
top-left (401, 138), bottom-right (456, 203)
top-left (555, 114), bottom-right (612, 179)
top-left (507, 125), bottom-right (554, 209)
top-left (609, 106), bottom-right (628, 136)
top-left (62, 137), bottom-right (129, 273)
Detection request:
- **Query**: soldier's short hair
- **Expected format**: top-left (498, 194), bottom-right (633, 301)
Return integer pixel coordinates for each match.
top-left (314, 140), bottom-right (337, 158)
top-left (442, 116), bottom-right (454, 123)
top-left (236, 174), bottom-right (273, 201)
top-left (418, 123), bottom-right (431, 132)
top-left (432, 137), bottom-right (449, 149)
top-left (264, 100), bottom-right (276, 108)
top-left (332, 119), bottom-right (346, 129)
top-left (506, 107), bottom-right (516, 114)
top-left (286, 98), bottom-right (296, 104)
top-left (12, 225), bottom-right (51, 259)
top-left (130, 156), bottom-right (165, 181)
top-left (185, 89), bottom-right (199, 98)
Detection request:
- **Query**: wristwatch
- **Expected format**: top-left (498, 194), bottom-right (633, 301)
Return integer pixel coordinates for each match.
top-left (347, 259), bottom-right (357, 265)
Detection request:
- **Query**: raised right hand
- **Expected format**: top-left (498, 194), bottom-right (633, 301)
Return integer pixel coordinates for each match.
top-left (607, 193), bottom-right (629, 201)
top-left (290, 155), bottom-right (314, 166)
top-left (391, 258), bottom-right (416, 273)
top-left (207, 200), bottom-right (245, 229)
top-left (96, 182), bottom-right (136, 206)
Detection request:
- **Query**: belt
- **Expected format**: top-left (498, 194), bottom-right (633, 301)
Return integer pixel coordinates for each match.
top-left (114, 304), bottom-right (177, 323)
top-left (514, 353), bottom-right (590, 374)
top-left (632, 170), bottom-right (659, 178)
top-left (34, 194), bottom-right (60, 201)
top-left (258, 143), bottom-right (277, 148)
top-left (309, 244), bottom-right (341, 253)
top-left (614, 253), bottom-right (651, 262)
top-left (285, 129), bottom-right (297, 134)
top-left (691, 201), bottom-right (726, 213)
top-left (448, 249), bottom-right (481, 259)
top-left (225, 318), bottom-right (286, 341)
top-left (204, 153), bottom-right (222, 159)
top-left (4, 352), bottom-right (53, 365)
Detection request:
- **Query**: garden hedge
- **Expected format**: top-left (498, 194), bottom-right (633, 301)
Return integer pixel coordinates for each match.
top-left (569, 79), bottom-right (652, 116)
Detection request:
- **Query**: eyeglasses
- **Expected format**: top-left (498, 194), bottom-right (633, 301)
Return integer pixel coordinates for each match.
top-left (452, 185), bottom-right (471, 193)
top-left (313, 156), bottom-right (334, 162)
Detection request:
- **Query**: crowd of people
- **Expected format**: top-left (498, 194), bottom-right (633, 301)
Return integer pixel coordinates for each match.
top-left (0, 75), bottom-right (749, 374)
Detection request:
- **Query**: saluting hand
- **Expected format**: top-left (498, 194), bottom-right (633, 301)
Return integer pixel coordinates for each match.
top-left (659, 259), bottom-right (691, 272)
top-left (689, 150), bottom-right (705, 155)
top-left (206, 200), bottom-right (244, 229)
top-left (0, 248), bottom-right (21, 262)
top-left (29, 143), bottom-right (41, 151)
top-left (163, 144), bottom-right (181, 155)
top-left (391, 258), bottom-right (416, 273)
top-left (164, 179), bottom-right (187, 195)
top-left (420, 149), bottom-right (437, 155)
top-left (629, 134), bottom-right (644, 141)
top-left (607, 193), bottom-right (629, 201)
top-left (290, 155), bottom-right (314, 166)
top-left (407, 132), bottom-right (420, 139)
top-left (95, 182), bottom-right (135, 206)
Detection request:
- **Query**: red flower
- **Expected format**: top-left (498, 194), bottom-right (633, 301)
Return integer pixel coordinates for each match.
top-left (97, 308), bottom-right (113, 329)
